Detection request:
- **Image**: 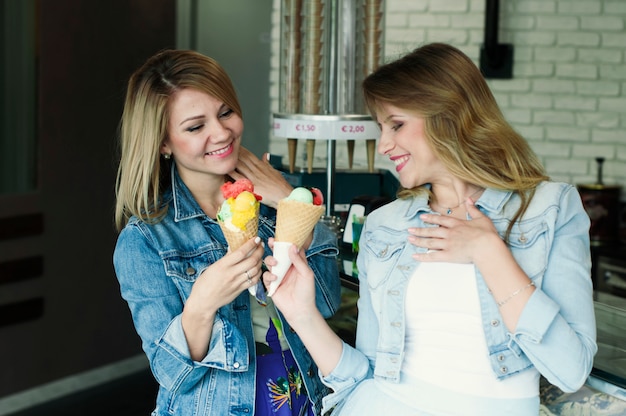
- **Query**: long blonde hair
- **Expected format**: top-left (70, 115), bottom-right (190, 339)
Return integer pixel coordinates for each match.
top-left (362, 43), bottom-right (548, 241)
top-left (114, 49), bottom-right (242, 232)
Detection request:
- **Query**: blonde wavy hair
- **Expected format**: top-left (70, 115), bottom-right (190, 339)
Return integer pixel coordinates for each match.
top-left (362, 43), bottom-right (548, 241)
top-left (114, 49), bottom-right (242, 231)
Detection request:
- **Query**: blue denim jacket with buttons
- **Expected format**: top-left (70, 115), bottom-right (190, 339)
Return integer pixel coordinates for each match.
top-left (321, 181), bottom-right (597, 413)
top-left (113, 164), bottom-right (341, 416)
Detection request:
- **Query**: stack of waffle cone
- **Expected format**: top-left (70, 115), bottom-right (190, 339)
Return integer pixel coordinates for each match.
top-left (268, 200), bottom-right (324, 296)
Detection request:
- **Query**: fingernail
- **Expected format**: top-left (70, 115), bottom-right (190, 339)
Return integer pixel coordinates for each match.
top-left (266, 153), bottom-right (271, 161)
top-left (254, 236), bottom-right (261, 244)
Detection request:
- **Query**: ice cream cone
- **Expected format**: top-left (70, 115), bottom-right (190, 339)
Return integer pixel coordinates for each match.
top-left (219, 215), bottom-right (259, 251)
top-left (219, 212), bottom-right (260, 297)
top-left (217, 179), bottom-right (263, 298)
top-left (268, 200), bottom-right (324, 296)
top-left (275, 200), bottom-right (324, 248)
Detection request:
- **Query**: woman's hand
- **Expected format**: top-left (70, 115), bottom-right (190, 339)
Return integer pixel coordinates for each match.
top-left (187, 236), bottom-right (264, 313)
top-left (231, 147), bottom-right (292, 208)
top-left (181, 236), bottom-right (264, 360)
top-left (264, 239), bottom-right (344, 376)
top-left (409, 198), bottom-right (503, 264)
top-left (263, 240), bottom-right (317, 325)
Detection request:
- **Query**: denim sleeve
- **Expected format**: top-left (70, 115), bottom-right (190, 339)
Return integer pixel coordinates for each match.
top-left (113, 225), bottom-right (248, 395)
top-left (320, 340), bottom-right (372, 412)
top-left (319, 221), bottom-right (376, 412)
top-left (305, 222), bottom-right (342, 318)
top-left (513, 185), bottom-right (597, 392)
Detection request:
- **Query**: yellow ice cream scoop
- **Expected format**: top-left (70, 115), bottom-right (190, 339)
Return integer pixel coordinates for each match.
top-left (234, 191), bottom-right (257, 211)
top-left (231, 191), bottom-right (259, 229)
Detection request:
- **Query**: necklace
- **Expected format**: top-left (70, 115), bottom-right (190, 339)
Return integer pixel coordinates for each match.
top-left (433, 187), bottom-right (484, 215)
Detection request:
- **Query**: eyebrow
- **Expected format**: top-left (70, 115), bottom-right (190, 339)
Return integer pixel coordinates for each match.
top-left (179, 115), bottom-right (204, 126)
top-left (382, 114), bottom-right (396, 123)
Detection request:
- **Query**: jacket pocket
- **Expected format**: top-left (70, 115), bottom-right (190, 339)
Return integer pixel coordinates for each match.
top-left (362, 227), bottom-right (407, 289)
top-left (162, 248), bottom-right (223, 282)
top-left (506, 219), bottom-right (549, 279)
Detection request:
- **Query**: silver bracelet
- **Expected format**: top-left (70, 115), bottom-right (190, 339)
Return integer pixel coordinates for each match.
top-left (496, 281), bottom-right (535, 307)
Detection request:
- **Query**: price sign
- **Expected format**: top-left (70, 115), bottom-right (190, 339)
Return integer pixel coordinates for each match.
top-left (341, 124), bottom-right (366, 134)
top-left (295, 124), bottom-right (316, 133)
top-left (274, 117), bottom-right (330, 139)
top-left (334, 120), bottom-right (378, 140)
top-left (273, 114), bottom-right (378, 141)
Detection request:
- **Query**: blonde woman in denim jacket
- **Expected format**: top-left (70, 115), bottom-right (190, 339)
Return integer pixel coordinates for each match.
top-left (113, 50), bottom-right (340, 416)
top-left (266, 43), bottom-right (597, 416)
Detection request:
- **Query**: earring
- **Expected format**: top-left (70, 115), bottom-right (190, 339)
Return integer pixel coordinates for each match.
top-left (163, 153), bottom-right (171, 160)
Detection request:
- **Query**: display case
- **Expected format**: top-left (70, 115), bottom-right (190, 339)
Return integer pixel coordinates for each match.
top-left (591, 248), bottom-right (626, 393)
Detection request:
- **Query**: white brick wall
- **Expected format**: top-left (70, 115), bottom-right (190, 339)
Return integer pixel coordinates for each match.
top-left (268, 0), bottom-right (626, 194)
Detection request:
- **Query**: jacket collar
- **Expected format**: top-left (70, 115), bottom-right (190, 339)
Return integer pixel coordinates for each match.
top-left (477, 187), bottom-right (515, 214)
top-left (400, 184), bottom-right (514, 219)
top-left (169, 163), bottom-right (210, 222)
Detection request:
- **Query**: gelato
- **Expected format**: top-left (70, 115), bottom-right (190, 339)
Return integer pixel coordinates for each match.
top-left (217, 178), bottom-right (262, 250)
top-left (268, 187), bottom-right (325, 296)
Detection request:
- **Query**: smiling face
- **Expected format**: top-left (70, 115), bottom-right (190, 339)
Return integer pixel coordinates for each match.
top-left (162, 88), bottom-right (243, 185)
top-left (376, 103), bottom-right (448, 189)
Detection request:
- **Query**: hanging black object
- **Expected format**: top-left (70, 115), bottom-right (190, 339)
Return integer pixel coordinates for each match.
top-left (480, 0), bottom-right (513, 79)
top-left (577, 157), bottom-right (623, 246)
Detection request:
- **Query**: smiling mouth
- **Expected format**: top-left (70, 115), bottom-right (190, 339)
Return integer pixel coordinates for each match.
top-left (206, 143), bottom-right (232, 156)
top-left (392, 155), bottom-right (409, 166)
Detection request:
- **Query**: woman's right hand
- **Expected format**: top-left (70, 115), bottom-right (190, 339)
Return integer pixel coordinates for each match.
top-left (263, 241), bottom-right (318, 327)
top-left (188, 236), bottom-right (264, 314)
top-left (265, 239), bottom-right (344, 377)
top-left (181, 236), bottom-right (264, 361)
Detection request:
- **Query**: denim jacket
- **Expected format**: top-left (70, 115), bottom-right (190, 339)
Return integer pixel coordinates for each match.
top-left (321, 182), bottom-right (597, 413)
top-left (113, 165), bottom-right (341, 416)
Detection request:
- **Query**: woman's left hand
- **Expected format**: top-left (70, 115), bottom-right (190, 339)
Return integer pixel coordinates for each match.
top-left (231, 147), bottom-right (292, 208)
top-left (409, 198), bottom-right (501, 264)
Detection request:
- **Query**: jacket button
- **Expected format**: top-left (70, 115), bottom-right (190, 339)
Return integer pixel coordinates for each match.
top-left (500, 366), bottom-right (508, 374)
top-left (498, 354), bottom-right (505, 362)
top-left (185, 266), bottom-right (195, 276)
top-left (233, 362), bottom-right (240, 369)
top-left (490, 319), bottom-right (499, 327)
top-left (307, 368), bottom-right (314, 377)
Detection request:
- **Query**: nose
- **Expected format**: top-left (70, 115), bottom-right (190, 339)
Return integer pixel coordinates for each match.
top-left (377, 130), bottom-right (393, 155)
top-left (210, 120), bottom-right (231, 141)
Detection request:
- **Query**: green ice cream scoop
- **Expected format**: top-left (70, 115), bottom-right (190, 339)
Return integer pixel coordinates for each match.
top-left (285, 187), bottom-right (313, 203)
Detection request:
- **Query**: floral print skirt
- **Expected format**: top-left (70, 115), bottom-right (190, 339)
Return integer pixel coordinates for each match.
top-left (255, 319), bottom-right (315, 416)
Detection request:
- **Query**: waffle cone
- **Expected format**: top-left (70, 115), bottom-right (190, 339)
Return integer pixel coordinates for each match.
top-left (275, 200), bottom-right (324, 248)
top-left (219, 216), bottom-right (258, 251)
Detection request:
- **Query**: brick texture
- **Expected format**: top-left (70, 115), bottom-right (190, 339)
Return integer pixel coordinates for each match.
top-left (268, 0), bottom-right (626, 190)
